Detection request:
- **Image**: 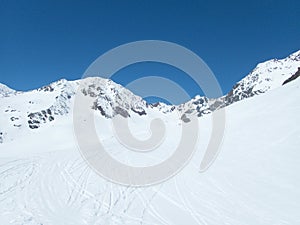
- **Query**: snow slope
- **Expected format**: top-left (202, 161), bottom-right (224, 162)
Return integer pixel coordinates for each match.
top-left (0, 83), bottom-right (16, 97)
top-left (1, 50), bottom-right (299, 145)
top-left (0, 70), bottom-right (300, 225)
top-left (224, 50), bottom-right (300, 105)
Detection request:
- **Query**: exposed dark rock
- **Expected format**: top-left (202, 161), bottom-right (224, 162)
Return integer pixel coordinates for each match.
top-left (38, 85), bottom-right (54, 92)
top-left (151, 102), bottom-right (160, 107)
top-left (181, 114), bottom-right (191, 123)
top-left (208, 99), bottom-right (224, 111)
top-left (0, 132), bottom-right (3, 143)
top-left (282, 67), bottom-right (300, 85)
top-left (10, 117), bottom-right (19, 121)
top-left (27, 107), bottom-right (56, 129)
top-left (29, 124), bottom-right (39, 129)
top-left (131, 107), bottom-right (147, 116)
top-left (115, 106), bottom-right (130, 118)
top-left (92, 102), bottom-right (108, 117)
top-left (82, 89), bottom-right (88, 96)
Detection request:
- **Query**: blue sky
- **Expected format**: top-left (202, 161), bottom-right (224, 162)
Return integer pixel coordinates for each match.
top-left (1, 0), bottom-right (299, 103)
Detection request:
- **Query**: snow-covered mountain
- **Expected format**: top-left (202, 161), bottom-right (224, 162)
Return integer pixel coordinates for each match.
top-left (0, 50), bottom-right (300, 224)
top-left (2, 50), bottom-right (299, 144)
top-left (0, 83), bottom-right (16, 97)
top-left (224, 50), bottom-right (300, 105)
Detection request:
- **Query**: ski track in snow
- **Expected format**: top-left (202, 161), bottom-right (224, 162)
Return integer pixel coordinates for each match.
top-left (0, 51), bottom-right (300, 224)
top-left (1, 80), bottom-right (300, 224)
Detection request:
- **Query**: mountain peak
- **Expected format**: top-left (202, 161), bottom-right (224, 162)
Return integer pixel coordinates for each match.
top-left (1, 50), bottom-right (299, 137)
top-left (0, 83), bottom-right (16, 97)
top-left (224, 49), bottom-right (300, 105)
top-left (288, 49), bottom-right (300, 60)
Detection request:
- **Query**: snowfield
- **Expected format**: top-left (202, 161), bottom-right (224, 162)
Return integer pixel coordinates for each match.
top-left (0, 50), bottom-right (300, 224)
top-left (0, 78), bottom-right (299, 225)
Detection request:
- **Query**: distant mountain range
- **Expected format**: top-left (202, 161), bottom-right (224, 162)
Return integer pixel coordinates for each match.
top-left (0, 50), bottom-right (300, 225)
top-left (0, 50), bottom-right (299, 143)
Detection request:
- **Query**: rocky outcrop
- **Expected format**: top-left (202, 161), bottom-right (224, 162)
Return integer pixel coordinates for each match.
top-left (283, 67), bottom-right (300, 85)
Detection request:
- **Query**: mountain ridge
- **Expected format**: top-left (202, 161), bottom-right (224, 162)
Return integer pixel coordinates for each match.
top-left (0, 49), bottom-right (300, 143)
top-left (0, 61), bottom-right (300, 225)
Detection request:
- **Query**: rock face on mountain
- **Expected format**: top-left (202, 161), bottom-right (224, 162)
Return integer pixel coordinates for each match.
top-left (179, 50), bottom-right (300, 120)
top-left (223, 50), bottom-right (300, 106)
top-left (26, 79), bottom-right (76, 129)
top-left (79, 77), bottom-right (148, 119)
top-left (282, 67), bottom-right (300, 85)
top-left (176, 95), bottom-right (211, 122)
top-left (0, 50), bottom-right (299, 143)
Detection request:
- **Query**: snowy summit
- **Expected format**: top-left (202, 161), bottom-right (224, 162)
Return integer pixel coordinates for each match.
top-left (0, 50), bottom-right (300, 225)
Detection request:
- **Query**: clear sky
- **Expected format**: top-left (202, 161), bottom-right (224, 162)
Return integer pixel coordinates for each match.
top-left (1, 0), bottom-right (299, 103)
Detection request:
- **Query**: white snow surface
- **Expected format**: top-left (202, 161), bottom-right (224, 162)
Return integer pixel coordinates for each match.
top-left (0, 83), bottom-right (16, 97)
top-left (252, 50), bottom-right (300, 92)
top-left (0, 51), bottom-right (300, 224)
top-left (225, 50), bottom-right (300, 103)
top-left (0, 77), bottom-right (299, 225)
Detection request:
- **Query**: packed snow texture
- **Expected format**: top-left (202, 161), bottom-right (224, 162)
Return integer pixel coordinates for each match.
top-left (0, 50), bottom-right (299, 224)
